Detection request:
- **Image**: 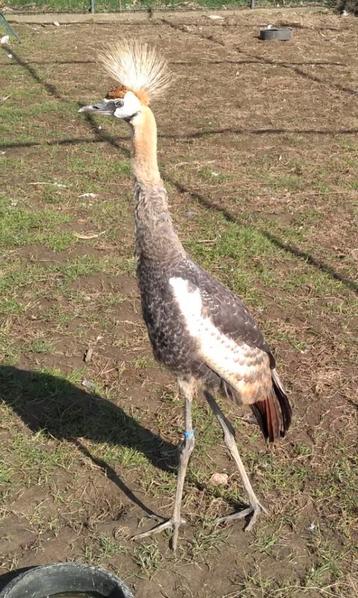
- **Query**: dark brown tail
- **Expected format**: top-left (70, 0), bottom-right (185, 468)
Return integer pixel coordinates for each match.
top-left (250, 369), bottom-right (292, 443)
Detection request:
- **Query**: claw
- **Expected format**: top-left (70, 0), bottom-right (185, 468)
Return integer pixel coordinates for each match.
top-left (215, 502), bottom-right (267, 531)
top-left (133, 517), bottom-right (186, 549)
top-left (244, 504), bottom-right (262, 532)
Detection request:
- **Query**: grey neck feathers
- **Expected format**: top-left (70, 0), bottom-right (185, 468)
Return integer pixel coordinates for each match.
top-left (131, 107), bottom-right (185, 263)
top-left (134, 182), bottom-right (185, 262)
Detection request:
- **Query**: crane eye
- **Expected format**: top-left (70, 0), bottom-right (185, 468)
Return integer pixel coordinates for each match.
top-left (115, 99), bottom-right (124, 108)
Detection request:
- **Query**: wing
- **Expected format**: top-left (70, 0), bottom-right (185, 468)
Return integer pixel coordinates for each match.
top-left (196, 265), bottom-right (272, 357)
top-left (174, 259), bottom-right (273, 356)
top-left (169, 273), bottom-right (272, 405)
top-left (169, 267), bottom-right (291, 440)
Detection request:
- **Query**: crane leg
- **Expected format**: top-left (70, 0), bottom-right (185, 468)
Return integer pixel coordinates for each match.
top-left (204, 391), bottom-right (267, 531)
top-left (134, 378), bottom-right (195, 550)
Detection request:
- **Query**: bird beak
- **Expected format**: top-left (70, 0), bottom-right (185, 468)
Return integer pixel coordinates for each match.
top-left (78, 99), bottom-right (117, 116)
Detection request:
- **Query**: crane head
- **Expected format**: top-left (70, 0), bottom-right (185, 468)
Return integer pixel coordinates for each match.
top-left (79, 40), bottom-right (171, 120)
top-left (79, 84), bottom-right (143, 121)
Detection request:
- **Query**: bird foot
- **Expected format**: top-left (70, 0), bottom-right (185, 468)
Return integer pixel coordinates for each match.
top-left (215, 501), bottom-right (267, 532)
top-left (133, 516), bottom-right (186, 551)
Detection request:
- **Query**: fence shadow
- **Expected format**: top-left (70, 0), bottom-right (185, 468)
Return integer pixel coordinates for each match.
top-left (0, 58), bottom-right (346, 68)
top-left (162, 18), bottom-right (357, 97)
top-left (235, 45), bottom-right (357, 97)
top-left (2, 44), bottom-right (357, 295)
top-left (0, 59), bottom-right (96, 67)
top-left (169, 180), bottom-right (358, 294)
top-left (1, 124), bottom-right (357, 152)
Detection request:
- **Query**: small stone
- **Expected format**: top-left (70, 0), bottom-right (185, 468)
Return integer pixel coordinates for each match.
top-left (82, 378), bottom-right (96, 391)
top-left (209, 472), bottom-right (229, 486)
top-left (79, 193), bottom-right (97, 199)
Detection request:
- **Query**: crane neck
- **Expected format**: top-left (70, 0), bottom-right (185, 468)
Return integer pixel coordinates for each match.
top-left (131, 106), bottom-right (161, 186)
top-left (130, 106), bottom-right (185, 263)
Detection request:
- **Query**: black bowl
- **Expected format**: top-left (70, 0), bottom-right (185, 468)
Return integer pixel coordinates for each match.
top-left (259, 28), bottom-right (292, 41)
top-left (0, 563), bottom-right (134, 598)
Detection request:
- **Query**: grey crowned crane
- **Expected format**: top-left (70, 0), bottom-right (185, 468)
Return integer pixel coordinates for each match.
top-left (80, 40), bottom-right (292, 551)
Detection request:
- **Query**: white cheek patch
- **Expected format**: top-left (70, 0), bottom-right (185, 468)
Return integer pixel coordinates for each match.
top-left (169, 277), bottom-right (267, 398)
top-left (114, 90), bottom-right (141, 119)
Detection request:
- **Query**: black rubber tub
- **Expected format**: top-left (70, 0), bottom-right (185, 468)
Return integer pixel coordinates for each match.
top-left (0, 563), bottom-right (134, 598)
top-left (259, 28), bottom-right (292, 41)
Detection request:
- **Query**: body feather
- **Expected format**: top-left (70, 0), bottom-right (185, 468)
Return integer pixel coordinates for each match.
top-left (138, 252), bottom-right (292, 442)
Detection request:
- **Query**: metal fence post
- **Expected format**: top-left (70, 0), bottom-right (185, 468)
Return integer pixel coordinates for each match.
top-left (250, 0), bottom-right (256, 8)
top-left (91, 0), bottom-right (96, 14)
top-left (0, 12), bottom-right (19, 39)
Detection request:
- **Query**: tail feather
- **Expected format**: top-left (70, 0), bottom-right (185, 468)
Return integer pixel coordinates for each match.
top-left (206, 365), bottom-right (292, 443)
top-left (251, 369), bottom-right (292, 443)
top-left (272, 368), bottom-right (292, 433)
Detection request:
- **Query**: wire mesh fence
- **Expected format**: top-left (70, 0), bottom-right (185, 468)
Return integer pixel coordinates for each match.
top-left (2, 0), bottom-right (336, 15)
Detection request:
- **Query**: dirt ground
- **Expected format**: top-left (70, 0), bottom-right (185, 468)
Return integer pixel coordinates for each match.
top-left (0, 7), bottom-right (357, 597)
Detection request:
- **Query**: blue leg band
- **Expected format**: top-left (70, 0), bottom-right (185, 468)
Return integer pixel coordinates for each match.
top-left (183, 430), bottom-right (195, 440)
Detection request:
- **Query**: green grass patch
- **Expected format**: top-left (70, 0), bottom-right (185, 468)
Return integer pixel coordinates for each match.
top-left (0, 298), bottom-right (23, 317)
top-left (0, 101), bottom-right (78, 141)
top-left (0, 101), bottom-right (75, 124)
top-left (259, 452), bottom-right (309, 494)
top-left (0, 196), bottom-right (71, 250)
top-left (189, 522), bottom-right (229, 561)
top-left (3, 0), bottom-right (318, 11)
top-left (53, 254), bottom-right (136, 282)
top-left (0, 262), bottom-right (49, 294)
top-left (186, 213), bottom-right (277, 304)
top-left (68, 155), bottom-right (130, 178)
top-left (133, 541), bottom-right (163, 576)
top-left (2, 430), bottom-right (75, 489)
top-left (263, 173), bottom-right (305, 193)
top-left (0, 458), bottom-right (12, 485)
top-left (26, 338), bottom-right (54, 354)
top-left (93, 443), bottom-right (150, 469)
top-left (97, 534), bottom-right (127, 559)
top-left (0, 332), bottom-right (21, 365)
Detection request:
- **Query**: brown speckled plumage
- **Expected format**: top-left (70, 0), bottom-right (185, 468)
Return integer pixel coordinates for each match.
top-left (133, 177), bottom-right (291, 441)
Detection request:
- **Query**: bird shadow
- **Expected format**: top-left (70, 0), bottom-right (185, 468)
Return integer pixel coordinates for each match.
top-left (0, 365), bottom-right (177, 518)
top-left (0, 366), bottom-right (246, 515)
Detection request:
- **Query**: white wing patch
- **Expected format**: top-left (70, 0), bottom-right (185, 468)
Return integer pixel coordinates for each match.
top-left (169, 277), bottom-right (269, 402)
